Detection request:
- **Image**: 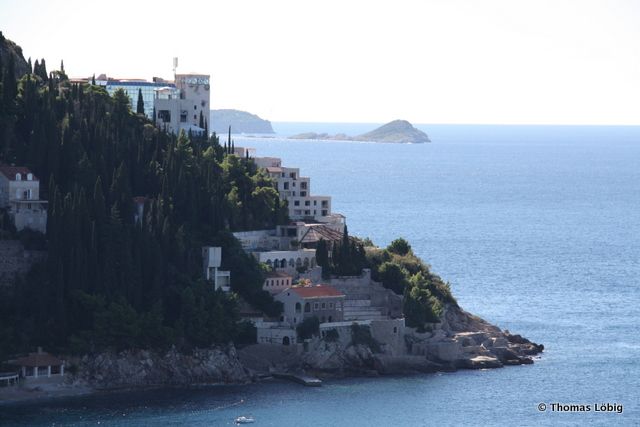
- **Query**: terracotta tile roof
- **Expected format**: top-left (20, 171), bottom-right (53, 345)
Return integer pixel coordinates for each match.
top-left (11, 352), bottom-right (62, 367)
top-left (299, 225), bottom-right (343, 244)
top-left (291, 285), bottom-right (344, 298)
top-left (0, 165), bottom-right (38, 181)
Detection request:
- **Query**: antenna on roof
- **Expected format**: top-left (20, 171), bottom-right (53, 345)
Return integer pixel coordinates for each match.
top-left (173, 57), bottom-right (178, 80)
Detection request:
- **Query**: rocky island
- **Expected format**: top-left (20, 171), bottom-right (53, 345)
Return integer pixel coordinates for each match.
top-left (289, 120), bottom-right (431, 143)
top-left (210, 109), bottom-right (275, 134)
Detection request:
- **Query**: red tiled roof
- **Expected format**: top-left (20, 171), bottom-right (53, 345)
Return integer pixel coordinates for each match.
top-left (11, 352), bottom-right (62, 367)
top-left (291, 285), bottom-right (344, 298)
top-left (0, 165), bottom-right (38, 181)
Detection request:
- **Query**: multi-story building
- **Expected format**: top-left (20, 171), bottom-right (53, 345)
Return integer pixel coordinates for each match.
top-left (94, 75), bottom-right (174, 119)
top-left (254, 156), bottom-right (333, 222)
top-left (0, 166), bottom-right (47, 233)
top-left (154, 73), bottom-right (210, 135)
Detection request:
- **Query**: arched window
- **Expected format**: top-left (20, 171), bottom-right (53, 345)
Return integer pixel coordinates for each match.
top-left (27, 173), bottom-right (33, 181)
top-left (295, 302), bottom-right (301, 313)
top-left (304, 302), bottom-right (311, 313)
top-left (303, 258), bottom-right (310, 267)
top-left (280, 258), bottom-right (286, 268)
top-left (266, 259), bottom-right (273, 269)
top-left (289, 258), bottom-right (295, 267)
top-left (296, 258), bottom-right (302, 267)
top-left (15, 173), bottom-right (21, 181)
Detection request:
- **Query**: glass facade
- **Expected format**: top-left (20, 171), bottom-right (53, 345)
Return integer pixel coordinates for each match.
top-left (104, 81), bottom-right (175, 119)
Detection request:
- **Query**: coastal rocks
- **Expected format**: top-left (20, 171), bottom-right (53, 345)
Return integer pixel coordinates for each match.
top-left (405, 304), bottom-right (542, 371)
top-left (68, 345), bottom-right (249, 389)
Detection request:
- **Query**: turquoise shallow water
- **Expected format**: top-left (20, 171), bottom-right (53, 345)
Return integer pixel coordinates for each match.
top-left (2, 124), bottom-right (639, 426)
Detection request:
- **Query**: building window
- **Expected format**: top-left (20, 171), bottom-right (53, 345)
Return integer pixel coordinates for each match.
top-left (284, 182), bottom-right (289, 190)
top-left (194, 105), bottom-right (197, 110)
top-left (158, 110), bottom-right (171, 123)
top-left (180, 111), bottom-right (187, 122)
top-left (304, 303), bottom-right (311, 313)
top-left (314, 302), bottom-right (319, 310)
top-left (322, 210), bottom-right (328, 216)
top-left (295, 302), bottom-right (301, 313)
top-left (15, 173), bottom-right (21, 181)
top-left (301, 191), bottom-right (307, 197)
top-left (329, 302), bottom-right (334, 309)
top-left (321, 302), bottom-right (326, 309)
top-left (305, 201), bottom-right (310, 206)
top-left (294, 201), bottom-right (299, 206)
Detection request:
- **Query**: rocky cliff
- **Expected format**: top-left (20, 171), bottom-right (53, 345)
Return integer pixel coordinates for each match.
top-left (67, 346), bottom-right (249, 389)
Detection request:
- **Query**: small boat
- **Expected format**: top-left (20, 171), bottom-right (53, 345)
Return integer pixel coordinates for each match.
top-left (235, 415), bottom-right (255, 424)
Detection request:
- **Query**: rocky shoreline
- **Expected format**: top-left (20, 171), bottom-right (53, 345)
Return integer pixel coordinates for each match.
top-left (1, 306), bottom-right (542, 403)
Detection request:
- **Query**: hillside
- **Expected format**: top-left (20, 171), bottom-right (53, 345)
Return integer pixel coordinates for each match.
top-left (210, 109), bottom-right (274, 134)
top-left (0, 35), bottom-right (287, 360)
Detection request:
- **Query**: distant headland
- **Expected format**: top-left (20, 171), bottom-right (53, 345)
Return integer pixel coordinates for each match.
top-left (289, 120), bottom-right (431, 143)
top-left (210, 109), bottom-right (275, 134)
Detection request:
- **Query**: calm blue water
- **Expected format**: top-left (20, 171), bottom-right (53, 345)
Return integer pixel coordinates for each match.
top-left (2, 124), bottom-right (639, 426)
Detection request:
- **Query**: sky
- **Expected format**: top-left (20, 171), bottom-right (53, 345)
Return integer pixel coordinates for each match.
top-left (1, 0), bottom-right (639, 125)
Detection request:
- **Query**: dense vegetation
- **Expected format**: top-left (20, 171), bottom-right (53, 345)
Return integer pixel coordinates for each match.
top-left (365, 238), bottom-right (457, 330)
top-left (315, 226), bottom-right (368, 279)
top-left (0, 34), bottom-right (286, 359)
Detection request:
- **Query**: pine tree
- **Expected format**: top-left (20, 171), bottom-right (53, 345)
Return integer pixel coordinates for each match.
top-left (136, 88), bottom-right (145, 115)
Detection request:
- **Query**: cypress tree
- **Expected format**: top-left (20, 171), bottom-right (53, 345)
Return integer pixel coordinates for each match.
top-left (27, 57), bottom-right (32, 74)
top-left (136, 88), bottom-right (145, 115)
top-left (199, 110), bottom-right (204, 129)
top-left (91, 74), bottom-right (96, 85)
top-left (227, 126), bottom-right (231, 154)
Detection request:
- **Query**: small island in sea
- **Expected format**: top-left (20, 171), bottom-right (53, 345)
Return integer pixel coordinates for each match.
top-left (289, 119), bottom-right (431, 143)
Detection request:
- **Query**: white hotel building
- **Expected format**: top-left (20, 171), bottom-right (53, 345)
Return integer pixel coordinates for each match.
top-left (253, 157), bottom-right (332, 222)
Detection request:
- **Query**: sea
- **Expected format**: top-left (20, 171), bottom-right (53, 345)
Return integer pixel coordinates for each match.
top-left (1, 123), bottom-right (639, 426)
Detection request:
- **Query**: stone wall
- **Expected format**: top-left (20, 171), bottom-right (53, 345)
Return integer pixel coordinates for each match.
top-left (0, 240), bottom-right (45, 286)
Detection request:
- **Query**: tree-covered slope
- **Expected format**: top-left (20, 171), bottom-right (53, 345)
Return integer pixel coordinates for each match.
top-left (0, 35), bottom-right (287, 359)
